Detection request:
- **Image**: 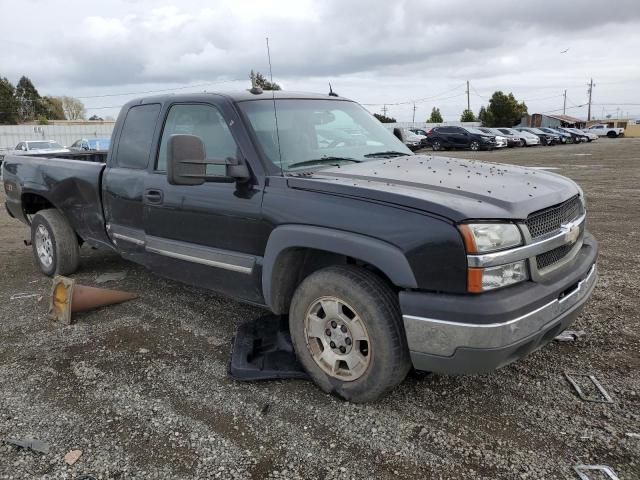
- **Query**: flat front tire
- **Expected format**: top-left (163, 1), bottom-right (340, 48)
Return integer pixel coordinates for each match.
top-left (289, 265), bottom-right (411, 403)
top-left (30, 209), bottom-right (80, 276)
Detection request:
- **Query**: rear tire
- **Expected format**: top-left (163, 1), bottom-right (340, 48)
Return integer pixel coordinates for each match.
top-left (607, 131), bottom-right (617, 138)
top-left (289, 265), bottom-right (411, 403)
top-left (30, 209), bottom-right (80, 277)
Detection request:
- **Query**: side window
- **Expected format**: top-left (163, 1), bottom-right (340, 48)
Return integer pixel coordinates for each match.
top-left (115, 104), bottom-right (161, 169)
top-left (156, 103), bottom-right (238, 175)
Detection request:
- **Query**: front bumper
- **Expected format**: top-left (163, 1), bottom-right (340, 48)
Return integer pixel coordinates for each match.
top-left (401, 234), bottom-right (598, 374)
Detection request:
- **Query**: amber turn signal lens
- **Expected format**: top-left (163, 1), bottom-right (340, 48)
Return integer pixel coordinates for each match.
top-left (458, 224), bottom-right (477, 254)
top-left (467, 268), bottom-right (484, 293)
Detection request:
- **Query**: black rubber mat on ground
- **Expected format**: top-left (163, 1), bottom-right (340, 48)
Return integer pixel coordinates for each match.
top-left (229, 315), bottom-right (309, 381)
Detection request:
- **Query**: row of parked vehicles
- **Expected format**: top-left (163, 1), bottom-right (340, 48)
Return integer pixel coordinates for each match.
top-left (10, 138), bottom-right (111, 155)
top-left (402, 123), bottom-right (621, 152)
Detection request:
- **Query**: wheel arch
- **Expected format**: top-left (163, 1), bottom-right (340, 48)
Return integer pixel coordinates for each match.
top-left (262, 225), bottom-right (417, 314)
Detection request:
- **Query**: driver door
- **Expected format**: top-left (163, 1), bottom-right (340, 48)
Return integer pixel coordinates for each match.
top-left (142, 101), bottom-right (269, 303)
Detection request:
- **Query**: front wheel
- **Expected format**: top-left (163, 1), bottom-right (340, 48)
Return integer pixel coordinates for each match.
top-left (30, 209), bottom-right (80, 276)
top-left (431, 140), bottom-right (442, 151)
top-left (469, 140), bottom-right (480, 151)
top-left (520, 139), bottom-right (527, 147)
top-left (289, 265), bottom-right (411, 403)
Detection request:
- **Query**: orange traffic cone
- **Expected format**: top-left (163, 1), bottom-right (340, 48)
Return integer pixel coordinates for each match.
top-left (48, 275), bottom-right (138, 325)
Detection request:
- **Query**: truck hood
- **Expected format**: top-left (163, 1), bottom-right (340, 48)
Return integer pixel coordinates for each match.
top-left (286, 155), bottom-right (580, 222)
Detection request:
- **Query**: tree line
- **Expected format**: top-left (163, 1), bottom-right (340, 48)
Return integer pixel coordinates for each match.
top-left (0, 75), bottom-right (88, 125)
top-left (373, 91), bottom-right (528, 127)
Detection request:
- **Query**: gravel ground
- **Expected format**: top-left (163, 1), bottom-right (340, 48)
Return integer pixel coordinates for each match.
top-left (1, 138), bottom-right (639, 479)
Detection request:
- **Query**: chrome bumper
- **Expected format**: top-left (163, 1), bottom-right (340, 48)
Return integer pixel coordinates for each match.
top-left (403, 264), bottom-right (597, 357)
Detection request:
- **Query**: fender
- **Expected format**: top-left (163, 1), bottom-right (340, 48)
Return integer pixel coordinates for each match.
top-left (262, 225), bottom-right (418, 310)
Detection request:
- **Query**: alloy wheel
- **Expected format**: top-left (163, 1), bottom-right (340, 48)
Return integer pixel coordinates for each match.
top-left (304, 296), bottom-right (371, 381)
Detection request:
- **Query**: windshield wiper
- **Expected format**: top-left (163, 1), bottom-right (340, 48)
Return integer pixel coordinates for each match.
top-left (364, 151), bottom-right (409, 158)
top-left (287, 157), bottom-right (362, 169)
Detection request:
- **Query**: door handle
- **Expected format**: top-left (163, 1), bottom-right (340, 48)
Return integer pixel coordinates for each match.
top-left (144, 189), bottom-right (163, 205)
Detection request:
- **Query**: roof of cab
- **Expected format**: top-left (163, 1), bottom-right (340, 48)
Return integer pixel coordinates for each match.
top-left (127, 90), bottom-right (352, 107)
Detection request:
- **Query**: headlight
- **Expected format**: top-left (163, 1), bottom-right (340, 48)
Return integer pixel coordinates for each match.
top-left (468, 261), bottom-right (528, 292)
top-left (459, 223), bottom-right (523, 253)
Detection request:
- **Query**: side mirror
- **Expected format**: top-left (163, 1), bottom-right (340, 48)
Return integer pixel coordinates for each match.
top-left (167, 134), bottom-right (251, 186)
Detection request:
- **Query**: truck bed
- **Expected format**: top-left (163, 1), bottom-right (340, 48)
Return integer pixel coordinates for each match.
top-left (2, 153), bottom-right (112, 248)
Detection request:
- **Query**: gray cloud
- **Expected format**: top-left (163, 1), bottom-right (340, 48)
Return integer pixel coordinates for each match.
top-left (1, 0), bottom-right (639, 121)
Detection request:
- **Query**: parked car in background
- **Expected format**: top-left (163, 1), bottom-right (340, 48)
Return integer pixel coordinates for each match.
top-left (584, 124), bottom-right (624, 138)
top-left (564, 127), bottom-right (596, 142)
top-left (496, 128), bottom-right (540, 147)
top-left (69, 138), bottom-right (111, 152)
top-left (489, 128), bottom-right (524, 147)
top-left (393, 128), bottom-right (423, 151)
top-left (554, 127), bottom-right (588, 143)
top-left (427, 126), bottom-right (497, 151)
top-left (514, 127), bottom-right (558, 146)
top-left (409, 128), bottom-right (431, 137)
top-left (13, 140), bottom-right (70, 154)
top-left (538, 127), bottom-right (572, 144)
top-left (477, 128), bottom-right (509, 148)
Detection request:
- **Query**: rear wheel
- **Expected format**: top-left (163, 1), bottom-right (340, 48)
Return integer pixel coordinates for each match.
top-left (30, 209), bottom-right (80, 276)
top-left (607, 131), bottom-right (617, 138)
top-left (289, 265), bottom-right (411, 403)
top-left (469, 140), bottom-right (480, 151)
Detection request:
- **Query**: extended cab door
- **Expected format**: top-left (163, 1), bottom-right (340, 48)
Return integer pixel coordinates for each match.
top-left (142, 100), bottom-right (269, 304)
top-left (103, 103), bottom-right (161, 259)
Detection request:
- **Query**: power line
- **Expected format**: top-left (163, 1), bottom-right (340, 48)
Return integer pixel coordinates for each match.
top-left (361, 83), bottom-right (466, 106)
top-left (72, 78), bottom-right (244, 99)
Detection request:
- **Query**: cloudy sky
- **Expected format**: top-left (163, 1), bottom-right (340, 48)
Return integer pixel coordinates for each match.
top-left (2, 0), bottom-right (639, 121)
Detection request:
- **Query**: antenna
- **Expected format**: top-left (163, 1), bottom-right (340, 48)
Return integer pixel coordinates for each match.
top-left (266, 37), bottom-right (284, 176)
top-left (328, 82), bottom-right (338, 97)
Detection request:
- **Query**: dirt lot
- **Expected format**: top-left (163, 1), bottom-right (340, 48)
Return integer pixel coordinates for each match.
top-left (1, 138), bottom-right (639, 479)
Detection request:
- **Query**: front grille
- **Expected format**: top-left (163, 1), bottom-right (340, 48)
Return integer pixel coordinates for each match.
top-left (525, 195), bottom-right (583, 239)
top-left (536, 243), bottom-right (574, 270)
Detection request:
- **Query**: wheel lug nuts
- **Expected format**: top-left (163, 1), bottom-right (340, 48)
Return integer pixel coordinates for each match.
top-left (339, 346), bottom-right (346, 353)
top-left (340, 325), bottom-right (347, 333)
top-left (345, 338), bottom-right (352, 346)
top-left (331, 321), bottom-right (337, 328)
top-left (325, 329), bottom-right (331, 337)
top-left (330, 341), bottom-right (336, 348)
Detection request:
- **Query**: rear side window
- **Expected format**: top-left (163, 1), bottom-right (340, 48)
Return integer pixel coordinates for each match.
top-left (115, 104), bottom-right (161, 169)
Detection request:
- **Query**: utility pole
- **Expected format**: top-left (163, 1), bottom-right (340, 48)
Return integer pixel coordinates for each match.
top-left (587, 78), bottom-right (595, 121)
top-left (412, 103), bottom-right (416, 125)
top-left (563, 89), bottom-right (567, 115)
top-left (466, 80), bottom-right (470, 112)
top-left (382, 104), bottom-right (388, 117)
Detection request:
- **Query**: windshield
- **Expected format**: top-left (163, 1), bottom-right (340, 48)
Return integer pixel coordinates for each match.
top-left (26, 141), bottom-right (63, 150)
top-left (528, 128), bottom-right (545, 134)
top-left (239, 99), bottom-right (412, 171)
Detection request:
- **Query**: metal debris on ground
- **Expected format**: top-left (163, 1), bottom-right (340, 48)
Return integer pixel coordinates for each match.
top-left (3, 437), bottom-right (50, 454)
top-left (64, 449), bottom-right (83, 465)
top-left (564, 373), bottom-right (614, 403)
top-left (9, 293), bottom-right (40, 300)
top-left (554, 330), bottom-right (586, 342)
top-left (95, 271), bottom-right (127, 284)
top-left (573, 464), bottom-right (619, 480)
top-left (626, 432), bottom-right (640, 438)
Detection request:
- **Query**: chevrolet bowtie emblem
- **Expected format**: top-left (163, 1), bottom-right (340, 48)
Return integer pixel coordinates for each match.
top-left (564, 223), bottom-right (580, 244)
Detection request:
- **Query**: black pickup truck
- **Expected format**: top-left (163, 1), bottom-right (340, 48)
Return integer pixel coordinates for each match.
top-left (2, 90), bottom-right (598, 402)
